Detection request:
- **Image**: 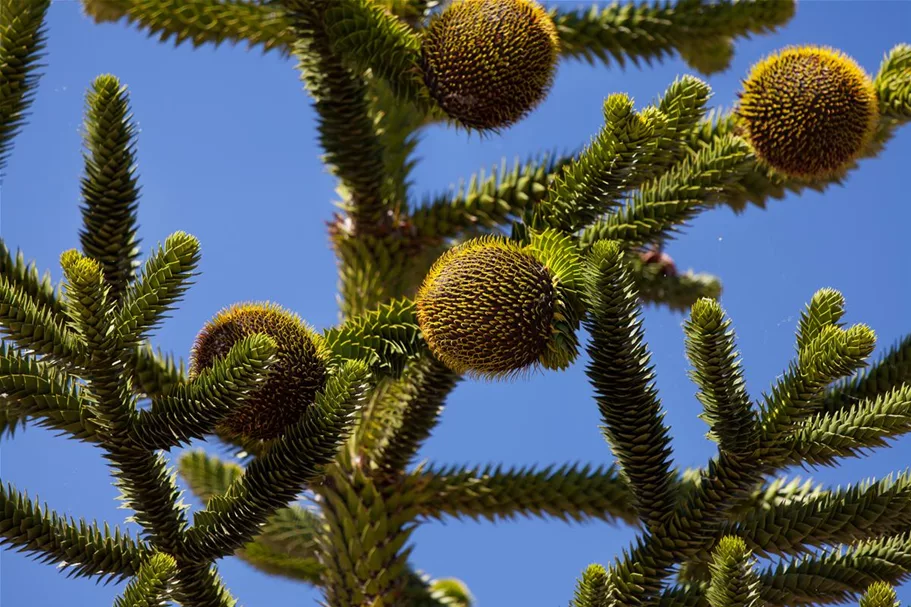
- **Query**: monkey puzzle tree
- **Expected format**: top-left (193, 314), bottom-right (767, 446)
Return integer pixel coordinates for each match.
top-left (2, 0), bottom-right (911, 606)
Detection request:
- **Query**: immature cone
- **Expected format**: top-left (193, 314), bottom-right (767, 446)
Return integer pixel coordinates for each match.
top-left (420, 0), bottom-right (559, 130)
top-left (736, 45), bottom-right (879, 179)
top-left (416, 237), bottom-right (558, 376)
top-left (190, 302), bottom-right (329, 440)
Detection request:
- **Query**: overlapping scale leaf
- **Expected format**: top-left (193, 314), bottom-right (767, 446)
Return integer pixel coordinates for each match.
top-left (184, 361), bottom-right (368, 560)
top-left (411, 462), bottom-right (636, 525)
top-left (133, 334), bottom-right (277, 449)
top-left (81, 0), bottom-right (295, 54)
top-left (553, 0), bottom-right (794, 74)
top-left (113, 552), bottom-right (176, 607)
top-left (0, 274), bottom-right (82, 362)
top-left (323, 298), bottom-right (423, 376)
top-left (583, 240), bottom-right (676, 531)
top-left (0, 0), bottom-right (50, 172)
top-left (79, 74), bottom-right (142, 299)
top-left (0, 482), bottom-right (150, 582)
top-left (0, 342), bottom-right (100, 442)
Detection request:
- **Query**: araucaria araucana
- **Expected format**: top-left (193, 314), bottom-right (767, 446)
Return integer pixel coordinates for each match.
top-left (3, 0), bottom-right (911, 605)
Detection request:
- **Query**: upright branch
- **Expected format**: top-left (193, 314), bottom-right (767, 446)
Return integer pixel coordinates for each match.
top-left (79, 75), bottom-right (142, 300)
top-left (0, 0), bottom-right (50, 173)
top-left (281, 0), bottom-right (389, 230)
top-left (583, 240), bottom-right (676, 533)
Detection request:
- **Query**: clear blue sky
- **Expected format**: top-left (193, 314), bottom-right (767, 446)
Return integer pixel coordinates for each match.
top-left (2, 1), bottom-right (911, 605)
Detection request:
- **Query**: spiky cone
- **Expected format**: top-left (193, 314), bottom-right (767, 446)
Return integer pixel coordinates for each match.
top-left (420, 0), bottom-right (559, 130)
top-left (736, 45), bottom-right (879, 179)
top-left (415, 236), bottom-right (576, 378)
top-left (190, 302), bottom-right (330, 440)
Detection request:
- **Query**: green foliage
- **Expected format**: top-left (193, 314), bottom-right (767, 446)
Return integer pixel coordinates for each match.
top-left (3, 2), bottom-right (911, 606)
top-left (860, 582), bottom-right (901, 607)
top-left (0, 482), bottom-right (150, 582)
top-left (534, 76), bottom-right (711, 233)
top-left (282, 0), bottom-right (388, 229)
top-left (0, 342), bottom-right (100, 441)
top-left (760, 322), bottom-right (877, 443)
top-left (365, 354), bottom-right (459, 471)
top-left (723, 472), bottom-right (911, 558)
top-left (80, 74), bottom-right (142, 299)
top-left (133, 334), bottom-right (278, 449)
top-left (584, 240), bottom-right (676, 532)
top-left (324, 0), bottom-right (426, 109)
top-left (411, 152), bottom-right (563, 241)
top-left (179, 450), bottom-right (324, 584)
top-left (116, 232), bottom-right (201, 345)
top-left (114, 553), bottom-right (177, 607)
top-left (0, 0), bottom-right (50, 172)
top-left (0, 240), bottom-right (60, 314)
top-left (185, 360), bottom-right (369, 560)
top-left (706, 537), bottom-right (762, 607)
top-left (554, 0), bottom-right (795, 75)
top-left (824, 334), bottom-right (911, 416)
top-left (323, 298), bottom-right (423, 376)
top-left (573, 564), bottom-right (611, 607)
top-left (0, 272), bottom-right (82, 363)
top-left (876, 44), bottom-right (911, 120)
top-left (684, 298), bottom-right (757, 457)
top-left (130, 344), bottom-right (186, 398)
top-left (411, 462), bottom-right (637, 526)
top-left (785, 384), bottom-right (911, 467)
top-left (579, 135), bottom-right (753, 248)
top-left (81, 0), bottom-right (295, 54)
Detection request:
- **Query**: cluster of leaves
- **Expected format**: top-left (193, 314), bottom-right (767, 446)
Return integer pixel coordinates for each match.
top-left (2, 0), bottom-right (911, 606)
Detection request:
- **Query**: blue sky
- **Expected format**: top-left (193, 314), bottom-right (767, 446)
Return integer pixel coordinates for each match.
top-left (2, 1), bottom-right (911, 605)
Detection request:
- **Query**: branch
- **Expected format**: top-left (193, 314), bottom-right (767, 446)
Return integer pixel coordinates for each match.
top-left (632, 260), bottom-right (722, 313)
top-left (323, 0), bottom-right (428, 111)
top-left (534, 76), bottom-right (710, 233)
top-left (282, 0), bottom-right (389, 229)
top-left (323, 298), bottom-right (423, 377)
top-left (706, 537), bottom-right (762, 607)
top-left (759, 533), bottom-right (911, 607)
top-left (684, 298), bottom-right (757, 457)
top-left (760, 320), bottom-right (876, 444)
top-left (583, 241), bottom-right (676, 532)
top-left (79, 74), bottom-right (142, 299)
top-left (553, 0), bottom-right (794, 76)
top-left (723, 471), bottom-right (911, 559)
top-left (784, 384), bottom-right (911, 467)
top-left (579, 135), bottom-right (753, 248)
top-left (81, 0), bottom-right (295, 55)
top-left (0, 0), bottom-right (50, 172)
top-left (0, 274), bottom-right (82, 363)
top-left (0, 481), bottom-right (151, 582)
top-left (410, 152), bottom-right (565, 241)
top-left (410, 462), bottom-right (637, 526)
top-left (370, 355), bottom-right (460, 472)
top-left (0, 240), bottom-right (61, 314)
top-left (179, 450), bottom-right (324, 585)
top-left (114, 553), bottom-right (176, 607)
top-left (573, 564), bottom-right (611, 607)
top-left (660, 534), bottom-right (911, 606)
top-left (116, 231), bottom-right (201, 346)
top-left (184, 360), bottom-right (368, 560)
top-left (131, 334), bottom-right (277, 450)
top-left (0, 342), bottom-right (100, 442)
top-left (859, 582), bottom-right (900, 607)
top-left (129, 343), bottom-right (186, 398)
top-left (823, 334), bottom-right (911, 416)
top-left (237, 506), bottom-right (324, 585)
